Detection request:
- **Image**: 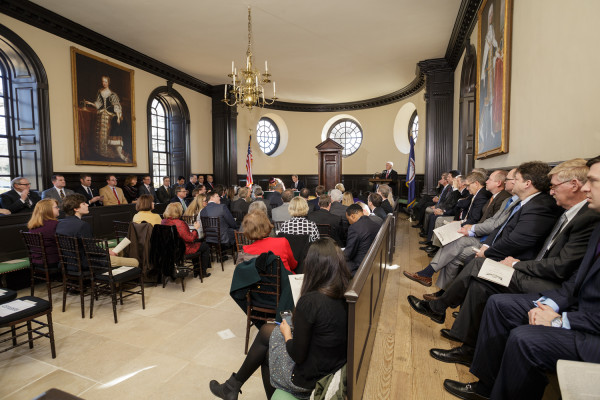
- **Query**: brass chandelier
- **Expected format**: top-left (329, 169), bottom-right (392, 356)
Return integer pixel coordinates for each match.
top-left (223, 7), bottom-right (277, 110)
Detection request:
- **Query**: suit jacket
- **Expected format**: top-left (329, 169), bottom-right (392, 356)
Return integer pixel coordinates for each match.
top-left (307, 208), bottom-right (343, 246)
top-left (329, 201), bottom-right (349, 244)
top-left (156, 186), bottom-right (173, 204)
top-left (56, 215), bottom-right (92, 238)
top-left (307, 198), bottom-right (320, 212)
top-left (473, 195), bottom-right (519, 237)
top-left (382, 169), bottom-right (398, 195)
top-left (373, 206), bottom-right (387, 220)
top-left (441, 189), bottom-right (462, 214)
top-left (513, 204), bottom-right (600, 288)
top-left (436, 185), bottom-right (452, 208)
top-left (200, 201), bottom-right (238, 244)
top-left (269, 191), bottom-right (284, 208)
top-left (204, 181), bottom-right (215, 191)
top-left (460, 189), bottom-right (492, 225)
top-left (272, 203), bottom-right (292, 222)
top-left (381, 199), bottom-right (394, 214)
top-left (291, 180), bottom-right (305, 191)
top-left (184, 182), bottom-right (197, 194)
top-left (231, 198), bottom-right (250, 216)
top-left (479, 190), bottom-right (511, 223)
top-left (541, 223), bottom-right (600, 363)
top-left (73, 185), bottom-right (102, 206)
top-left (483, 192), bottom-right (563, 261)
top-left (344, 216), bottom-right (380, 275)
top-left (138, 183), bottom-right (158, 202)
top-left (99, 185), bottom-right (128, 206)
top-left (170, 196), bottom-right (191, 208)
top-left (41, 187), bottom-right (75, 207)
top-left (0, 189), bottom-right (41, 213)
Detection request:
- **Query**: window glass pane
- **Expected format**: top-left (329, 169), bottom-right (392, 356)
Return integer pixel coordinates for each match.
top-left (155, 102), bottom-right (165, 117)
top-left (151, 115), bottom-right (157, 128)
top-left (157, 140), bottom-right (166, 152)
top-left (157, 128), bottom-right (165, 140)
top-left (328, 119), bottom-right (363, 157)
top-left (0, 157), bottom-right (9, 175)
top-left (0, 138), bottom-right (8, 156)
top-left (159, 153), bottom-right (167, 164)
top-left (0, 117), bottom-right (5, 137)
top-left (151, 98), bottom-right (159, 109)
top-left (159, 166), bottom-right (167, 176)
top-left (157, 115), bottom-right (165, 128)
top-left (256, 118), bottom-right (280, 156)
top-left (152, 153), bottom-right (159, 164)
top-left (0, 176), bottom-right (10, 194)
top-left (153, 166), bottom-right (160, 176)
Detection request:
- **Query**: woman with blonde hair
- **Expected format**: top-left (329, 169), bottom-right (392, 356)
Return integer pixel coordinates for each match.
top-left (242, 210), bottom-right (297, 272)
top-left (162, 202), bottom-right (211, 278)
top-left (132, 194), bottom-right (161, 226)
top-left (185, 193), bottom-right (207, 217)
top-left (335, 183), bottom-right (345, 192)
top-left (27, 198), bottom-right (61, 269)
top-left (342, 191), bottom-right (354, 206)
top-left (280, 197), bottom-right (320, 242)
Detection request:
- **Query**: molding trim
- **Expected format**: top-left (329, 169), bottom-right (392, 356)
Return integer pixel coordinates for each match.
top-left (0, 0), bottom-right (212, 96)
top-left (444, 0), bottom-right (483, 69)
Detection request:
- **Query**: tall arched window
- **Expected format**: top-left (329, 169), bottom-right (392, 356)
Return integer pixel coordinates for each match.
top-left (256, 117), bottom-right (280, 156)
top-left (147, 87), bottom-right (190, 188)
top-left (150, 98), bottom-right (170, 188)
top-left (327, 118), bottom-right (363, 157)
top-left (409, 110), bottom-right (419, 144)
top-left (0, 26), bottom-right (52, 193)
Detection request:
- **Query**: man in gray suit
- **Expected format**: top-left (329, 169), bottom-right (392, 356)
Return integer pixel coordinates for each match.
top-left (403, 168), bottom-right (518, 292)
top-left (42, 174), bottom-right (74, 208)
top-left (138, 174), bottom-right (158, 202)
top-left (272, 189), bottom-right (293, 222)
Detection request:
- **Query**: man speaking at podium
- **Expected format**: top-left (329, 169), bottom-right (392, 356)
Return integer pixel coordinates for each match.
top-left (380, 161), bottom-right (398, 197)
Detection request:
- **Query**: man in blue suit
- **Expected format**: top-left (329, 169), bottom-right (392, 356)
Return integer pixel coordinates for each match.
top-left (200, 191), bottom-right (239, 245)
top-left (442, 155), bottom-right (600, 400)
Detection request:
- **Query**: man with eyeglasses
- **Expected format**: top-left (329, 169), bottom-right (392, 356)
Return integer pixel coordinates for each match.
top-left (0, 177), bottom-right (41, 213)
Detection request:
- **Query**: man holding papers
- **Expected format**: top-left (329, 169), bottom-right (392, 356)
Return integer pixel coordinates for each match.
top-left (442, 155), bottom-right (600, 400)
top-left (407, 159), bottom-right (599, 380)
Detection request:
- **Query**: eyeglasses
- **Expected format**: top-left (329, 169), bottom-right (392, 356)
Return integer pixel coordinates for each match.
top-left (549, 181), bottom-right (570, 190)
top-left (16, 182), bottom-right (31, 186)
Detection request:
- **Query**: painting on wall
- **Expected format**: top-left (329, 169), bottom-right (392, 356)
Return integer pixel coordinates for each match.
top-left (475, 0), bottom-right (512, 159)
top-left (71, 47), bottom-right (136, 166)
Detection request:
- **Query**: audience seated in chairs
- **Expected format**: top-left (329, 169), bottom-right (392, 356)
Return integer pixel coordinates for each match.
top-left (201, 190), bottom-right (239, 246)
top-left (252, 187), bottom-right (273, 219)
top-left (368, 192), bottom-right (388, 221)
top-left (344, 203), bottom-right (380, 276)
top-left (307, 195), bottom-right (344, 246)
top-left (132, 194), bottom-right (162, 226)
top-left (210, 238), bottom-right (350, 400)
top-left (231, 186), bottom-right (251, 217)
top-left (122, 175), bottom-right (139, 204)
top-left (185, 193), bottom-right (207, 219)
top-left (241, 210), bottom-right (297, 273)
top-left (280, 197), bottom-right (320, 242)
top-left (378, 184), bottom-right (395, 214)
top-left (272, 189), bottom-right (294, 222)
top-left (57, 194), bottom-right (138, 269)
top-left (439, 155), bottom-right (600, 400)
top-left (307, 185), bottom-right (325, 212)
top-left (162, 202), bottom-right (211, 278)
top-left (0, 176), bottom-right (41, 213)
top-left (358, 201), bottom-right (384, 226)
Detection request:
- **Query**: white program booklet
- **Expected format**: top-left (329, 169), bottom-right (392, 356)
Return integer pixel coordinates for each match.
top-left (433, 221), bottom-right (463, 246)
top-left (112, 238), bottom-right (131, 254)
top-left (289, 274), bottom-right (304, 306)
top-left (478, 258), bottom-right (515, 287)
top-left (0, 299), bottom-right (36, 317)
top-left (103, 266), bottom-right (134, 276)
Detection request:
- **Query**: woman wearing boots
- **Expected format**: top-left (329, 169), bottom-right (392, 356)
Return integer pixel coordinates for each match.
top-left (209, 237), bottom-right (350, 399)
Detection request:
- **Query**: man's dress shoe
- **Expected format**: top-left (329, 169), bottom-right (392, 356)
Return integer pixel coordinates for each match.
top-left (403, 271), bottom-right (432, 287)
top-left (443, 380), bottom-right (490, 400)
top-left (407, 295), bottom-right (445, 324)
top-left (422, 292), bottom-right (440, 301)
top-left (440, 328), bottom-right (462, 343)
top-left (412, 223), bottom-right (422, 228)
top-left (430, 345), bottom-right (474, 367)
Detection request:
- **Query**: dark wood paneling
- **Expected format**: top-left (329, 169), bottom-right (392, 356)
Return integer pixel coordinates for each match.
top-left (458, 44), bottom-right (477, 175)
top-left (212, 85), bottom-right (238, 186)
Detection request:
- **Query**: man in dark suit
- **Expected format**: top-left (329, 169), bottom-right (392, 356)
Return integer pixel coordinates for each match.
top-left (290, 174), bottom-right (304, 191)
top-left (0, 177), bottom-right (41, 213)
top-left (170, 187), bottom-right (190, 211)
top-left (231, 186), bottom-right (251, 217)
top-left (184, 174), bottom-right (198, 195)
top-left (380, 161), bottom-right (399, 197)
top-left (442, 155), bottom-right (600, 400)
top-left (252, 187), bottom-right (272, 219)
top-left (408, 161), bottom-right (563, 323)
top-left (136, 174), bottom-right (157, 202)
top-left (414, 171), bottom-right (457, 228)
top-left (307, 185), bottom-right (325, 212)
top-left (41, 174), bottom-right (75, 209)
top-left (329, 188), bottom-right (350, 240)
top-left (424, 159), bottom-right (600, 370)
top-left (344, 204), bottom-right (380, 275)
top-left (73, 174), bottom-right (103, 206)
top-left (307, 195), bottom-right (343, 246)
top-left (368, 192), bottom-right (388, 221)
top-left (200, 190), bottom-right (239, 245)
top-left (171, 176), bottom-right (186, 192)
top-left (204, 175), bottom-right (215, 191)
top-left (479, 170), bottom-right (511, 222)
top-left (269, 183), bottom-right (284, 208)
top-left (156, 177), bottom-right (173, 203)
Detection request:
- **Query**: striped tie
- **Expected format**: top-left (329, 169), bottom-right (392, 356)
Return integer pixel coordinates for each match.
top-left (59, 189), bottom-right (65, 200)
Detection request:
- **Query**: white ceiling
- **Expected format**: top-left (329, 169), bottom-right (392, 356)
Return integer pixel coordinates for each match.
top-left (32, 0), bottom-right (462, 104)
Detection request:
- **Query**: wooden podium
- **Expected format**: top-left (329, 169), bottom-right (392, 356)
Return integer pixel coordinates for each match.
top-left (368, 177), bottom-right (392, 191)
top-left (316, 139), bottom-right (343, 190)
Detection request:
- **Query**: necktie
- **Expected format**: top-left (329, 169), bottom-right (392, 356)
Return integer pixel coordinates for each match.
top-left (112, 187), bottom-right (121, 205)
top-left (87, 187), bottom-right (93, 198)
top-left (59, 189), bottom-right (65, 200)
top-left (386, 170), bottom-right (390, 178)
top-left (181, 199), bottom-right (187, 211)
top-left (535, 213), bottom-right (568, 260)
top-left (491, 203), bottom-right (522, 245)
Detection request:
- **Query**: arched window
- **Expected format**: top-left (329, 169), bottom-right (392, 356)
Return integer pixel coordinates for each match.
top-left (409, 110), bottom-right (419, 144)
top-left (256, 117), bottom-right (280, 156)
top-left (327, 118), bottom-right (363, 157)
top-left (0, 26), bottom-right (52, 193)
top-left (150, 98), bottom-right (170, 188)
top-left (147, 87), bottom-right (190, 188)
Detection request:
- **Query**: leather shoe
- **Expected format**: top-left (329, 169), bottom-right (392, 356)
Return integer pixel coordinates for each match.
top-left (407, 295), bottom-right (445, 324)
top-left (403, 271), bottom-right (432, 287)
top-left (443, 379), bottom-right (489, 400)
top-left (430, 345), bottom-right (474, 367)
top-left (412, 223), bottom-right (422, 228)
top-left (440, 328), bottom-right (462, 343)
top-left (423, 245), bottom-right (439, 252)
top-left (419, 240), bottom-right (432, 245)
top-left (452, 311), bottom-right (459, 318)
top-left (422, 292), bottom-right (440, 301)
top-left (419, 232), bottom-right (428, 238)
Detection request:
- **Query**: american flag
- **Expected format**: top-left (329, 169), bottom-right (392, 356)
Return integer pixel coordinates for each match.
top-left (245, 135), bottom-right (253, 187)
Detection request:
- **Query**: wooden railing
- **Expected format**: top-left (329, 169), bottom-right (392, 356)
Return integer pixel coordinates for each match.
top-left (345, 213), bottom-right (396, 400)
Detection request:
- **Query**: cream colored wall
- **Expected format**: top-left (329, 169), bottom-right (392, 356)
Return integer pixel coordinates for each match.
top-left (236, 92), bottom-right (427, 177)
top-left (467, 0), bottom-right (600, 168)
top-left (1, 16), bottom-right (213, 174)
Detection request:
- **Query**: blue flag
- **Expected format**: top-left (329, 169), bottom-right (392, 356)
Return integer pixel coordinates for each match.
top-left (406, 136), bottom-right (416, 208)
